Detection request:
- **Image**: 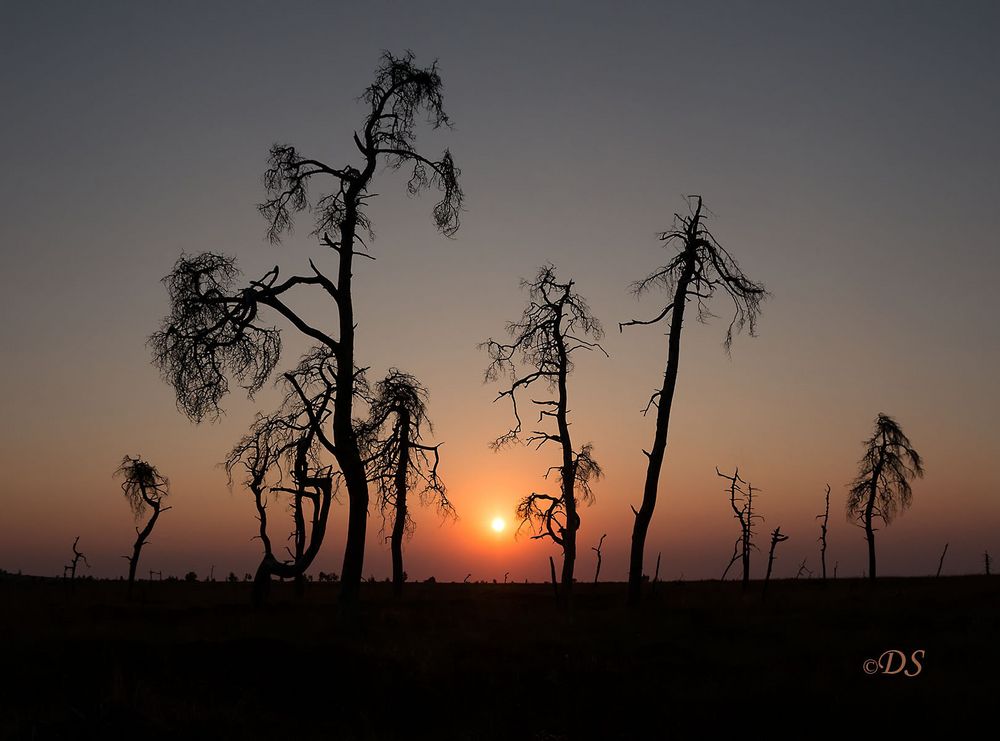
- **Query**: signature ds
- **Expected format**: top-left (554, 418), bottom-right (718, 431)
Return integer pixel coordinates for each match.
top-left (863, 649), bottom-right (925, 677)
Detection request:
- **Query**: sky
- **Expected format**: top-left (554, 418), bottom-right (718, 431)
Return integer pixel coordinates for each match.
top-left (1, 0), bottom-right (998, 582)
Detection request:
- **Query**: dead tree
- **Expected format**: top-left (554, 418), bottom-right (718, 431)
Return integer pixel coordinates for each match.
top-left (483, 265), bottom-right (607, 604)
top-left (846, 413), bottom-right (924, 581)
top-left (225, 349), bottom-right (341, 606)
top-left (816, 484), bottom-right (830, 581)
top-left (622, 197), bottom-right (767, 605)
top-left (115, 456), bottom-right (171, 597)
top-left (986, 551), bottom-right (993, 576)
top-left (63, 537), bottom-right (89, 580)
top-left (359, 369), bottom-right (454, 597)
top-left (651, 552), bottom-right (662, 595)
top-left (592, 533), bottom-right (607, 584)
top-left (796, 559), bottom-right (813, 579)
top-left (936, 543), bottom-right (949, 577)
top-left (763, 527), bottom-right (788, 597)
top-left (717, 467), bottom-right (762, 588)
top-left (150, 51), bottom-right (462, 605)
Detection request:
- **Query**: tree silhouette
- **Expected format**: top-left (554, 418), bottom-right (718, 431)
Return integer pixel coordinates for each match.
top-left (63, 537), bottom-right (89, 580)
top-left (846, 413), bottom-right (924, 581)
top-left (592, 533), bottom-right (607, 584)
top-left (115, 455), bottom-right (171, 597)
top-left (817, 484), bottom-right (831, 581)
top-left (150, 51), bottom-right (462, 604)
top-left (763, 526), bottom-right (788, 597)
top-left (717, 467), bottom-right (761, 588)
top-left (936, 542), bottom-right (948, 577)
top-left (224, 348), bottom-right (341, 605)
top-left (360, 369), bottom-right (454, 597)
top-left (621, 196), bottom-right (766, 605)
top-left (482, 265), bottom-right (606, 604)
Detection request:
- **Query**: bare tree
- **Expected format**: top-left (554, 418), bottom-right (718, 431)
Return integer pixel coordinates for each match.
top-left (986, 551), bottom-right (993, 576)
top-left (224, 348), bottom-right (341, 605)
top-left (360, 369), bottom-right (454, 597)
top-left (936, 543), bottom-right (949, 577)
top-left (846, 413), bottom-right (924, 581)
top-left (763, 527), bottom-right (788, 597)
top-left (63, 537), bottom-right (89, 580)
top-left (150, 51), bottom-right (463, 604)
top-left (717, 467), bottom-right (762, 588)
top-left (816, 484), bottom-right (830, 581)
top-left (482, 264), bottom-right (607, 604)
top-left (592, 533), bottom-right (607, 584)
top-left (621, 196), bottom-right (766, 605)
top-left (116, 456), bottom-right (171, 597)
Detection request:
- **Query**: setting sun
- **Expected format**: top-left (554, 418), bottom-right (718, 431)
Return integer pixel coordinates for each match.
top-left (491, 517), bottom-right (506, 533)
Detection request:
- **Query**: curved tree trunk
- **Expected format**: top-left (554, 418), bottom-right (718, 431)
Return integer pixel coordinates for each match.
top-left (252, 480), bottom-right (333, 606)
top-left (252, 558), bottom-right (273, 607)
top-left (127, 501), bottom-right (162, 599)
top-left (628, 253), bottom-right (696, 606)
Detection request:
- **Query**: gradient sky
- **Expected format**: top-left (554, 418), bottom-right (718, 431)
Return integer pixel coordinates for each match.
top-left (2, 1), bottom-right (998, 582)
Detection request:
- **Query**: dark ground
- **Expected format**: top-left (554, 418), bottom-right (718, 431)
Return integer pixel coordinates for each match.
top-left (1, 575), bottom-right (996, 739)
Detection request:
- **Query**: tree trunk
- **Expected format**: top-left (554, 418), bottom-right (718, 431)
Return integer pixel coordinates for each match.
top-left (127, 502), bottom-right (161, 598)
top-left (864, 496), bottom-right (877, 581)
top-left (251, 558), bottom-right (273, 607)
top-left (628, 251), bottom-right (696, 606)
top-left (557, 363), bottom-right (576, 602)
top-left (819, 485), bottom-right (830, 581)
top-left (252, 480), bottom-right (333, 606)
top-left (391, 411), bottom-right (411, 598)
top-left (335, 199), bottom-right (371, 606)
top-left (864, 446), bottom-right (886, 582)
top-left (741, 535), bottom-right (750, 589)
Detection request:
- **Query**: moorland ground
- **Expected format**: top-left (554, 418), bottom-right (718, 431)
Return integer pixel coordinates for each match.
top-left (2, 575), bottom-right (996, 738)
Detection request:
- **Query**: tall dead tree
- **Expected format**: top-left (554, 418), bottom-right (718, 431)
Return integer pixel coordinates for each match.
top-left (360, 369), bottom-right (454, 597)
top-left (225, 348), bottom-right (340, 606)
top-left (763, 527), bottom-right (788, 597)
top-left (483, 265), bottom-right (606, 604)
top-left (592, 533), bottom-right (607, 584)
top-left (622, 196), bottom-right (766, 605)
top-left (817, 484), bottom-right (830, 581)
top-left (150, 52), bottom-right (462, 604)
top-left (116, 456), bottom-right (171, 597)
top-left (63, 537), bottom-right (89, 580)
top-left (846, 413), bottom-right (924, 581)
top-left (717, 467), bottom-right (762, 588)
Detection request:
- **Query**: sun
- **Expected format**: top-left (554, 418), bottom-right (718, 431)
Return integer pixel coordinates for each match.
top-left (491, 516), bottom-right (506, 533)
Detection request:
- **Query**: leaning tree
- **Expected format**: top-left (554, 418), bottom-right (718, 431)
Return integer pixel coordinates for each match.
top-left (116, 455), bottom-right (171, 596)
top-left (847, 412), bottom-right (924, 581)
top-left (360, 369), bottom-right (454, 597)
top-left (482, 264), bottom-right (606, 603)
top-left (621, 196), bottom-right (766, 605)
top-left (150, 51), bottom-right (462, 603)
